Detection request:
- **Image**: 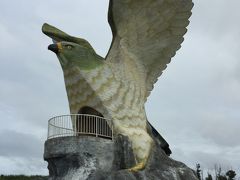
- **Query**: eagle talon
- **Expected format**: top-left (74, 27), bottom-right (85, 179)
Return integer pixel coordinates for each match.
top-left (128, 161), bottom-right (146, 172)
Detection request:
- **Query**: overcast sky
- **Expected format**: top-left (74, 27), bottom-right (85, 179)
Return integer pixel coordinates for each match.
top-left (0, 0), bottom-right (239, 177)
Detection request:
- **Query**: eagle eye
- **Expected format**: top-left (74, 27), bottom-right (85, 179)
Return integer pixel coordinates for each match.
top-left (65, 45), bottom-right (73, 50)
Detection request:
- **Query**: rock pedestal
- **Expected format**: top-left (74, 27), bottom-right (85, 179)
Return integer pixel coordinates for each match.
top-left (44, 135), bottom-right (198, 180)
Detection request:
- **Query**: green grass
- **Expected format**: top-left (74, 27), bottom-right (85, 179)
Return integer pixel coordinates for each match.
top-left (0, 175), bottom-right (48, 180)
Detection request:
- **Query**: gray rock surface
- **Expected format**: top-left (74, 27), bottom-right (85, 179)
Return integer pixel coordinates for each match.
top-left (44, 135), bottom-right (198, 180)
top-left (44, 136), bottom-right (114, 180)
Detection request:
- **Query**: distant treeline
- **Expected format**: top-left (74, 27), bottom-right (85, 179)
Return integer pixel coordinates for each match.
top-left (0, 175), bottom-right (48, 180)
top-left (196, 163), bottom-right (237, 180)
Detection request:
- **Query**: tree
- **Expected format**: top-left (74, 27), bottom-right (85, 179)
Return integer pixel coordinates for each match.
top-left (217, 175), bottom-right (227, 180)
top-left (214, 164), bottom-right (228, 180)
top-left (196, 163), bottom-right (202, 180)
top-left (205, 173), bottom-right (213, 180)
top-left (214, 164), bottom-right (222, 179)
top-left (226, 170), bottom-right (236, 180)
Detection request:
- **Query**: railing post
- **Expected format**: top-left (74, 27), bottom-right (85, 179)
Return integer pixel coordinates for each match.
top-left (96, 116), bottom-right (98, 137)
top-left (74, 115), bottom-right (77, 136)
top-left (47, 120), bottom-right (50, 139)
top-left (111, 122), bottom-right (113, 140)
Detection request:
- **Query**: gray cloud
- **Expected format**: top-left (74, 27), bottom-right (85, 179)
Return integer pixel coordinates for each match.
top-left (0, 0), bottom-right (239, 177)
top-left (0, 156), bottom-right (47, 175)
top-left (0, 130), bottom-right (43, 158)
top-left (0, 130), bottom-right (47, 175)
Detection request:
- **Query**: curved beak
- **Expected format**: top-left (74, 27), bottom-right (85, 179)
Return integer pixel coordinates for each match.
top-left (48, 44), bottom-right (59, 54)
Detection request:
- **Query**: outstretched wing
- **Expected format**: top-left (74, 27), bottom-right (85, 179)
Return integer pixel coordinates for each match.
top-left (106, 0), bottom-right (193, 99)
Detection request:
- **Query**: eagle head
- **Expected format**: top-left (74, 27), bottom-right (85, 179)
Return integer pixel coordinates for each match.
top-left (42, 23), bottom-right (104, 70)
top-left (48, 41), bottom-right (103, 70)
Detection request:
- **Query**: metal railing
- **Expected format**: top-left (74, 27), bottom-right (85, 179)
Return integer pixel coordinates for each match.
top-left (47, 114), bottom-right (113, 140)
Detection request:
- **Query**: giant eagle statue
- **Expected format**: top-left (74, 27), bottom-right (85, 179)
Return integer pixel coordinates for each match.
top-left (42, 0), bottom-right (193, 172)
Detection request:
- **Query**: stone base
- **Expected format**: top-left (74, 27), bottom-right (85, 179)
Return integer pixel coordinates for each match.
top-left (44, 136), bottom-right (114, 179)
top-left (44, 135), bottom-right (198, 180)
